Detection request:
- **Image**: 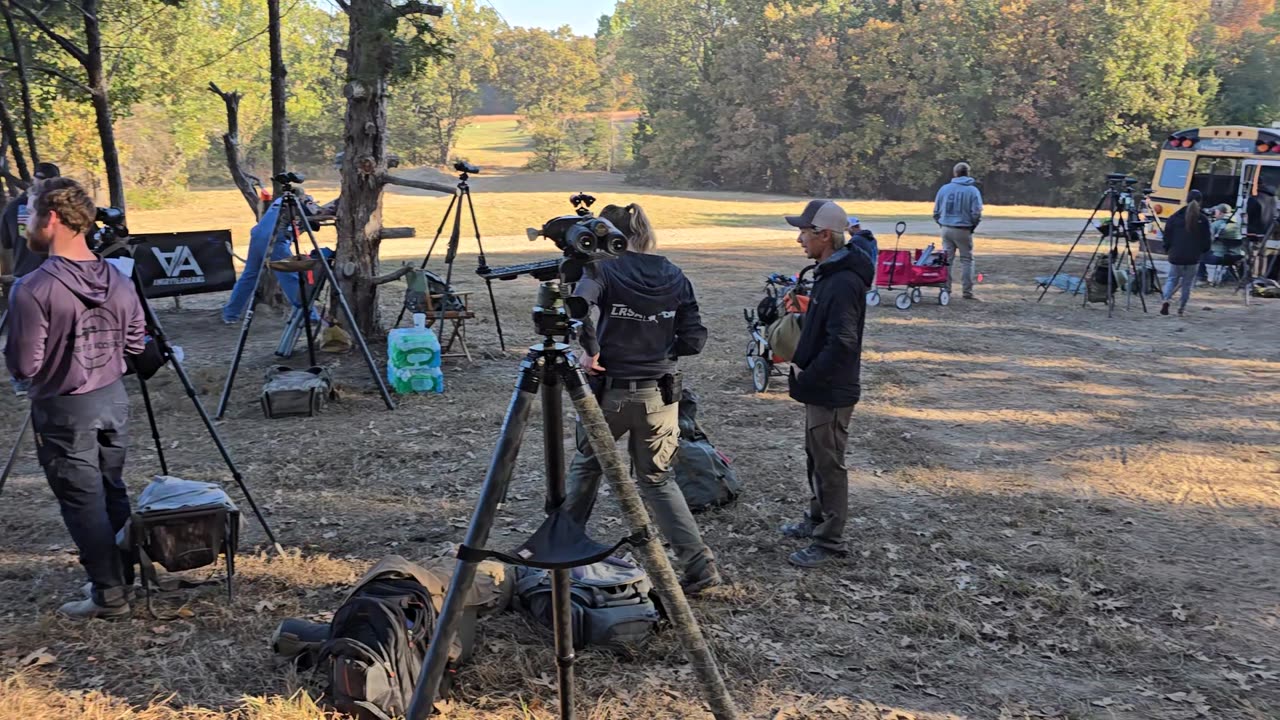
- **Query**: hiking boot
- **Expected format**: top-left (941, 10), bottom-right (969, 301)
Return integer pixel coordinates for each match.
top-left (57, 596), bottom-right (130, 621)
top-left (963, 292), bottom-right (977, 300)
top-left (1160, 302), bottom-right (1170, 316)
top-left (1177, 307), bottom-right (1185, 316)
top-left (787, 545), bottom-right (845, 569)
top-left (680, 565), bottom-right (724, 595)
top-left (779, 519), bottom-right (816, 539)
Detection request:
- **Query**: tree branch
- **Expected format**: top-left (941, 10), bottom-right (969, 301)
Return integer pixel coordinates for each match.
top-left (394, 1), bottom-right (444, 18)
top-left (371, 264), bottom-right (413, 286)
top-left (381, 172), bottom-right (454, 195)
top-left (0, 57), bottom-right (90, 93)
top-left (208, 82), bottom-right (264, 219)
top-left (8, 0), bottom-right (89, 67)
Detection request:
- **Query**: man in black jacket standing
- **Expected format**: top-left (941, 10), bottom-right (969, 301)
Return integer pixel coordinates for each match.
top-left (780, 200), bottom-right (875, 568)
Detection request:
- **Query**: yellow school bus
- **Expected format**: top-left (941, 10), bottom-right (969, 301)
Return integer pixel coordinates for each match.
top-left (1149, 125), bottom-right (1280, 221)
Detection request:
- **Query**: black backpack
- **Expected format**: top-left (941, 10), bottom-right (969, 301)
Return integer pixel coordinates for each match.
top-left (673, 389), bottom-right (742, 511)
top-left (320, 556), bottom-right (454, 720)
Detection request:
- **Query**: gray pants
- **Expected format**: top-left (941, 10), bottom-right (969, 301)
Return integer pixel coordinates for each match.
top-left (1162, 263), bottom-right (1197, 311)
top-left (942, 227), bottom-right (975, 295)
top-left (565, 385), bottom-right (714, 579)
top-left (30, 380), bottom-right (134, 602)
top-left (804, 404), bottom-right (854, 551)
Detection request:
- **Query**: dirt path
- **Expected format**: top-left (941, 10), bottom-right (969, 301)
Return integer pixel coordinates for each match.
top-left (1, 222), bottom-right (1277, 719)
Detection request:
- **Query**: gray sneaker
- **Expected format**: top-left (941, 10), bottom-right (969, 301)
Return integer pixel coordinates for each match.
top-left (82, 582), bottom-right (140, 602)
top-left (57, 597), bottom-right (131, 621)
top-left (787, 544), bottom-right (845, 569)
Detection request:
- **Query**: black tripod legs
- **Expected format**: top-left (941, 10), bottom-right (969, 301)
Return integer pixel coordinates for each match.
top-left (0, 410), bottom-right (30, 497)
top-left (216, 258), bottom-right (269, 420)
top-left (408, 376), bottom-right (539, 720)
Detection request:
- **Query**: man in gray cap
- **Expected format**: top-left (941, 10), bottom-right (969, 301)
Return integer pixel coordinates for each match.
top-left (932, 162), bottom-right (983, 299)
top-left (779, 200), bottom-right (874, 568)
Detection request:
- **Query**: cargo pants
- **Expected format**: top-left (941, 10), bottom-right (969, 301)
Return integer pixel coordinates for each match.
top-left (565, 385), bottom-right (715, 580)
top-left (30, 380), bottom-right (135, 605)
top-left (941, 226), bottom-right (976, 295)
top-left (804, 404), bottom-right (854, 552)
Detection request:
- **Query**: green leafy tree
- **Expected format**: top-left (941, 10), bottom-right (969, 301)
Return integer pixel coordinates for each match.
top-left (388, 0), bottom-right (503, 166)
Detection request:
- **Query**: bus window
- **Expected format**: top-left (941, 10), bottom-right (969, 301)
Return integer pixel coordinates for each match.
top-left (1158, 157), bottom-right (1190, 188)
top-left (1190, 155), bottom-right (1243, 208)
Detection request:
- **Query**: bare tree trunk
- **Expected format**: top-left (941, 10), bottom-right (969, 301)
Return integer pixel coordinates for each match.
top-left (1, 3), bottom-right (39, 166)
top-left (209, 83), bottom-right (263, 219)
top-left (0, 90), bottom-right (29, 184)
top-left (268, 0), bottom-right (288, 197)
top-left (79, 0), bottom-right (124, 210)
top-left (336, 0), bottom-right (394, 336)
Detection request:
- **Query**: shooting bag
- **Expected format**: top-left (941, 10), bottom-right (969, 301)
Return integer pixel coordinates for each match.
top-left (514, 555), bottom-right (661, 649)
top-left (319, 556), bottom-right (469, 720)
top-left (118, 476), bottom-right (241, 616)
top-left (673, 389), bottom-right (742, 512)
top-left (260, 365), bottom-right (334, 419)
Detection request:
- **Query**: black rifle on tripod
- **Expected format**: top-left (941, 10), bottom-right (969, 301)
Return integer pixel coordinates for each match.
top-left (394, 161), bottom-right (507, 350)
top-left (405, 204), bottom-right (740, 720)
top-left (215, 172), bottom-right (394, 420)
top-left (1, 219), bottom-right (282, 552)
top-left (1037, 173), bottom-right (1158, 317)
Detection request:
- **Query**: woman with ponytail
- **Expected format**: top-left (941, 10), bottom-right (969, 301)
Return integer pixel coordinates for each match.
top-left (1160, 189), bottom-right (1212, 316)
top-left (565, 201), bottom-right (721, 593)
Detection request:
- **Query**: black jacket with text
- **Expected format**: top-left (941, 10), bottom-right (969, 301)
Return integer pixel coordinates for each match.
top-left (575, 251), bottom-right (707, 379)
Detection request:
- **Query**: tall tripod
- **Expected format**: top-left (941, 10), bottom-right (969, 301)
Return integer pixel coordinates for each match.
top-left (394, 162), bottom-right (506, 351)
top-left (1037, 177), bottom-right (1156, 317)
top-left (405, 263), bottom-right (738, 720)
top-left (216, 172), bottom-right (394, 419)
top-left (1, 237), bottom-right (281, 552)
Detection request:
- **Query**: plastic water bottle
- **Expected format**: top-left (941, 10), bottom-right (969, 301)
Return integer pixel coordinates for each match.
top-left (387, 313), bottom-right (444, 394)
top-left (388, 367), bottom-right (444, 394)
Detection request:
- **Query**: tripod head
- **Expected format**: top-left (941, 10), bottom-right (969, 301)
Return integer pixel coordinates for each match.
top-left (452, 160), bottom-right (480, 187)
top-left (273, 171), bottom-right (305, 196)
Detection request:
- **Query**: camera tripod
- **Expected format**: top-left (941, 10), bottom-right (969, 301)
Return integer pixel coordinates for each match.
top-left (405, 264), bottom-right (738, 720)
top-left (216, 173), bottom-right (395, 419)
top-left (0, 240), bottom-right (281, 553)
top-left (394, 163), bottom-right (506, 351)
top-left (1037, 179), bottom-right (1159, 317)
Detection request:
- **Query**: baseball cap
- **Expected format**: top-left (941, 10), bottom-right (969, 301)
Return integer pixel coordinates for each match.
top-left (33, 162), bottom-right (60, 180)
top-left (847, 215), bottom-right (861, 228)
top-left (784, 200), bottom-right (848, 233)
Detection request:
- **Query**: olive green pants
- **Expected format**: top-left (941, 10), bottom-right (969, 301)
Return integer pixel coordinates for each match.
top-left (565, 386), bottom-right (715, 579)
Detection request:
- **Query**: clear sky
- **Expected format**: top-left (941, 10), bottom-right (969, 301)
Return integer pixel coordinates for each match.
top-left (484, 0), bottom-right (616, 36)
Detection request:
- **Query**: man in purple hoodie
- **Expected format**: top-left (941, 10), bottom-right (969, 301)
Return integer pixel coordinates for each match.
top-left (4, 177), bottom-right (145, 619)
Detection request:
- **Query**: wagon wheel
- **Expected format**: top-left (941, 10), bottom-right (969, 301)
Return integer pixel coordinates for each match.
top-left (867, 290), bottom-right (881, 307)
top-left (911, 287), bottom-right (922, 303)
top-left (939, 289), bottom-right (951, 306)
top-left (895, 292), bottom-right (912, 310)
top-left (749, 356), bottom-right (770, 393)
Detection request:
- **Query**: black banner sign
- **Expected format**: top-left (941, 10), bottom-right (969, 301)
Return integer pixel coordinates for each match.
top-left (130, 230), bottom-right (238, 298)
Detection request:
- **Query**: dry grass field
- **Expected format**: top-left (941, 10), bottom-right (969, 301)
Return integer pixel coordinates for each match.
top-left (1, 118), bottom-right (1277, 720)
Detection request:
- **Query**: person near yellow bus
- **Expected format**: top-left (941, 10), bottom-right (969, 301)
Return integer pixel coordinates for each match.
top-left (1160, 190), bottom-right (1212, 316)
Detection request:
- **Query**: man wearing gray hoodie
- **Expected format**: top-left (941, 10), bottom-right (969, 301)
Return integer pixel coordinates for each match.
top-left (4, 177), bottom-right (145, 619)
top-left (932, 162), bottom-right (984, 300)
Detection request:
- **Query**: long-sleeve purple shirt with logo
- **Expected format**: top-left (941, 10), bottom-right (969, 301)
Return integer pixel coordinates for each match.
top-left (5, 256), bottom-right (145, 400)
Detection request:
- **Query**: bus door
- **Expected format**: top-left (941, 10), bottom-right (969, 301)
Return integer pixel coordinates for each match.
top-left (1237, 159), bottom-right (1280, 212)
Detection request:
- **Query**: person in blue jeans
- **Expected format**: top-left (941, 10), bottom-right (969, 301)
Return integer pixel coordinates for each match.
top-left (1161, 190), bottom-right (1212, 316)
top-left (221, 198), bottom-right (306, 323)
